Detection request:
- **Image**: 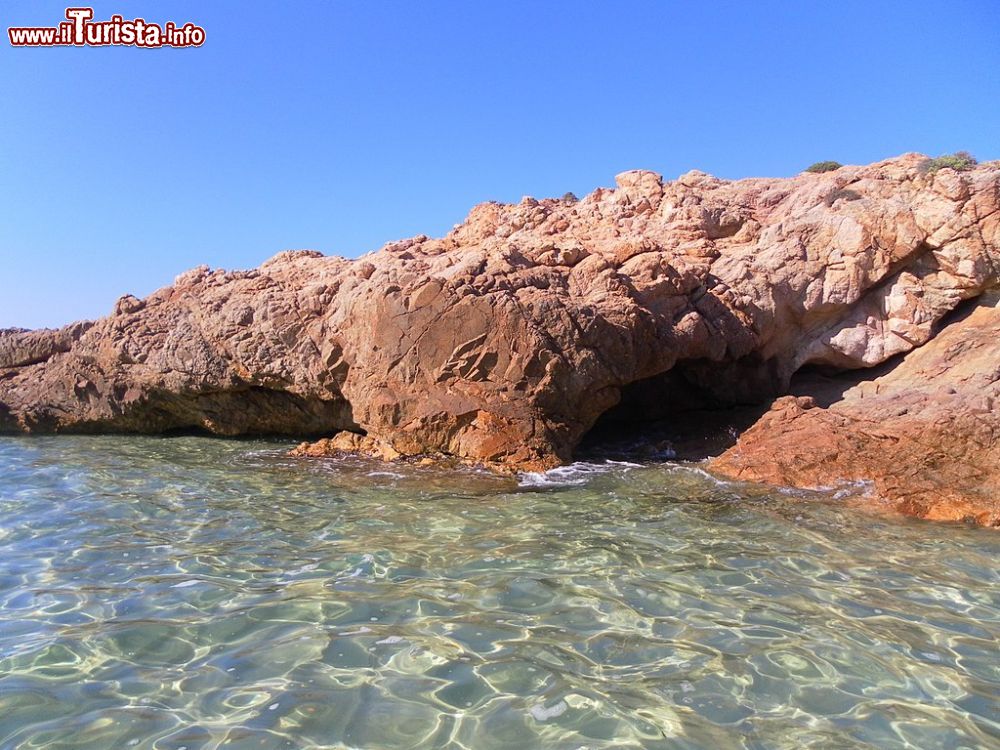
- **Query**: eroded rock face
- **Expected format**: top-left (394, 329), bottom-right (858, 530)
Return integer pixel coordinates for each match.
top-left (1, 155), bottom-right (998, 490)
top-left (712, 294), bottom-right (1000, 526)
top-left (0, 322), bottom-right (93, 369)
top-left (711, 296), bottom-right (1000, 527)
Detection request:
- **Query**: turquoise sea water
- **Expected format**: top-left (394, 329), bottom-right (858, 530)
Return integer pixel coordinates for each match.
top-left (0, 436), bottom-right (997, 750)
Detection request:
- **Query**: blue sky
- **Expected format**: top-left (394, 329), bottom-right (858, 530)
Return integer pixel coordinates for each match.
top-left (2, 0), bottom-right (998, 329)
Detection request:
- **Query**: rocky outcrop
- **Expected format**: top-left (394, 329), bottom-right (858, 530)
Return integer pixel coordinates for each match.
top-left (1, 154), bottom-right (998, 519)
top-left (0, 321), bottom-right (93, 369)
top-left (711, 294), bottom-right (1000, 526)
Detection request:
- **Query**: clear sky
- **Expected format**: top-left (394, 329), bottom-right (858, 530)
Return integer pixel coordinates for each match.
top-left (2, 0), bottom-right (998, 329)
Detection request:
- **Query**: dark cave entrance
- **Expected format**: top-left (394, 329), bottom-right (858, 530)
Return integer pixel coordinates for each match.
top-left (573, 345), bottom-right (912, 464)
top-left (575, 363), bottom-right (773, 463)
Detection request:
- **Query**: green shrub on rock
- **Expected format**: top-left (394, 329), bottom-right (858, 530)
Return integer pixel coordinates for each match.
top-left (805, 161), bottom-right (843, 173)
top-left (923, 151), bottom-right (977, 174)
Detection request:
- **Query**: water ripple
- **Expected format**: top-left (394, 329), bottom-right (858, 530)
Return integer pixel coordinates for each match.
top-left (0, 436), bottom-right (997, 749)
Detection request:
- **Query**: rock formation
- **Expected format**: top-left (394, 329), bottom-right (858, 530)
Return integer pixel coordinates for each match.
top-left (711, 294), bottom-right (1000, 526)
top-left (1, 154), bottom-right (997, 522)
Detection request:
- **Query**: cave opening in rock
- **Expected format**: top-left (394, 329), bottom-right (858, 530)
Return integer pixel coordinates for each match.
top-left (574, 337), bottom-right (932, 465)
top-left (575, 364), bottom-right (771, 463)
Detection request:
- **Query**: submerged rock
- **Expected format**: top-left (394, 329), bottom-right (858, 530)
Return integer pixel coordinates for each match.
top-left (1, 154), bottom-right (998, 522)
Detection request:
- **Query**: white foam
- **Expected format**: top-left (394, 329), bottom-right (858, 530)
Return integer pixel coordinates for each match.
top-left (672, 464), bottom-right (734, 486)
top-left (518, 460), bottom-right (641, 489)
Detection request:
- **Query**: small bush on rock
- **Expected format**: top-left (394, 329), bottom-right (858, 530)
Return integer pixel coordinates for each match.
top-left (562, 192), bottom-right (579, 203)
top-left (805, 161), bottom-right (843, 173)
top-left (923, 151), bottom-right (977, 174)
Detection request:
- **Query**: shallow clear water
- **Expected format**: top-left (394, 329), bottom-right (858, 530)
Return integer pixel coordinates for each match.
top-left (0, 436), bottom-right (997, 750)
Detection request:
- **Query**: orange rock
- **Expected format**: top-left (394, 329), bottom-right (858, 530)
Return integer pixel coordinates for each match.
top-left (712, 298), bottom-right (1000, 526)
top-left (0, 154), bottom-right (998, 525)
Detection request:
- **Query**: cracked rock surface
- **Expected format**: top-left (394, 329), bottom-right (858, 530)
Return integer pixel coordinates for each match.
top-left (711, 294), bottom-right (1000, 526)
top-left (1, 154), bottom-right (998, 521)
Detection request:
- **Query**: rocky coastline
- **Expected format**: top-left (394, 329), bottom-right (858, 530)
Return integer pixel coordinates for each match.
top-left (2, 154), bottom-right (997, 525)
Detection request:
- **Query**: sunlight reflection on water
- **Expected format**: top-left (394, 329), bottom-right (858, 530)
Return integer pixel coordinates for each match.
top-left (0, 436), bottom-right (997, 749)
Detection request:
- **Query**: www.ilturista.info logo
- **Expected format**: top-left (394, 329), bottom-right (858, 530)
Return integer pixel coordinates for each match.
top-left (8, 7), bottom-right (205, 48)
